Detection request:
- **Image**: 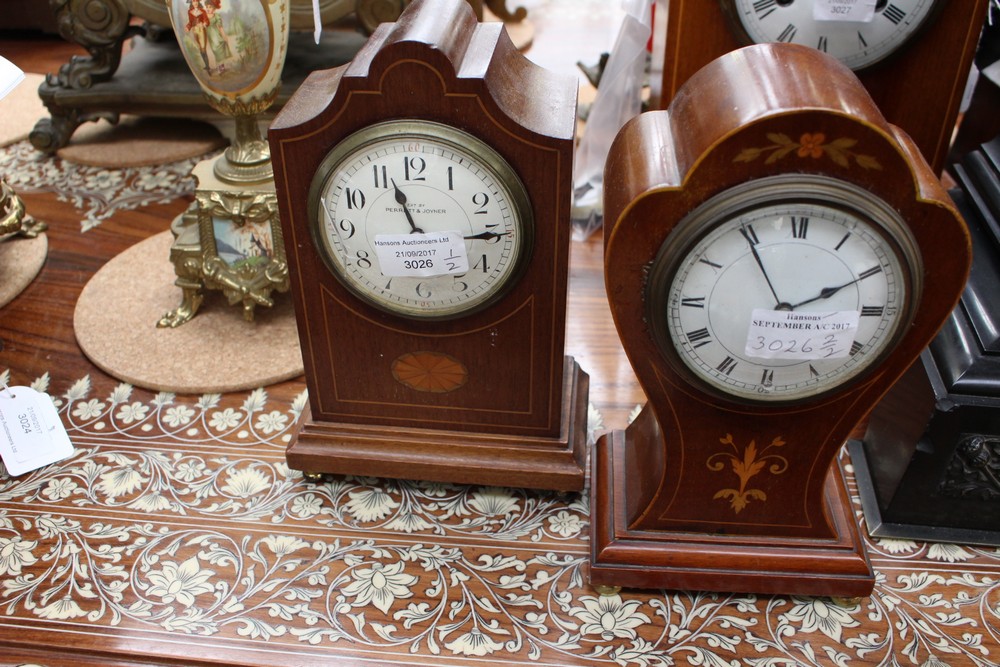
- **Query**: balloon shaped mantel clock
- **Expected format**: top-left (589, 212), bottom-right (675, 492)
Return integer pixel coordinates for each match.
top-left (592, 43), bottom-right (971, 596)
top-left (267, 0), bottom-right (588, 490)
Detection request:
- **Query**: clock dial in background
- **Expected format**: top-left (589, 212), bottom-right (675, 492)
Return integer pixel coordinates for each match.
top-left (655, 0), bottom-right (986, 173)
top-left (727, 0), bottom-right (939, 70)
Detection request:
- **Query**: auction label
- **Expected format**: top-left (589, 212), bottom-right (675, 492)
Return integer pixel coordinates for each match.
top-left (373, 231), bottom-right (469, 277)
top-left (814, 0), bottom-right (876, 22)
top-left (745, 309), bottom-right (860, 361)
top-left (0, 386), bottom-right (74, 476)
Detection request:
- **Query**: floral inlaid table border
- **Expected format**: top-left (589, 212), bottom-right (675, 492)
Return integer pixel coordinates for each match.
top-left (0, 369), bottom-right (998, 665)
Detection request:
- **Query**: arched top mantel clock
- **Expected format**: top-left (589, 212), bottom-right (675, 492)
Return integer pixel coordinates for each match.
top-left (268, 0), bottom-right (589, 491)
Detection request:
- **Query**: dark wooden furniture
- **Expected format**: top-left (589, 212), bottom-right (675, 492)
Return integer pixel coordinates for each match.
top-left (30, 0), bottom-right (528, 153)
top-left (651, 0), bottom-right (989, 174)
top-left (31, 1), bottom-right (366, 153)
top-left (591, 43), bottom-right (971, 596)
top-left (268, 0), bottom-right (587, 491)
top-left (852, 136), bottom-right (1000, 545)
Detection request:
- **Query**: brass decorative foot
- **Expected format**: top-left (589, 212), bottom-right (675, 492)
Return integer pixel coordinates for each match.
top-left (157, 286), bottom-right (205, 328)
top-left (830, 596), bottom-right (863, 608)
top-left (593, 584), bottom-right (622, 597)
top-left (0, 180), bottom-right (47, 239)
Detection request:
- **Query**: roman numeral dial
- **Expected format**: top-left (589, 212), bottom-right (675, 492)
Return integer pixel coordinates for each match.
top-left (655, 178), bottom-right (914, 403)
top-left (728, 0), bottom-right (939, 70)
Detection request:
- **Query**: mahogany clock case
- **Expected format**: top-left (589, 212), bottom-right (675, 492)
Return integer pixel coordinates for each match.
top-left (591, 44), bottom-right (971, 596)
top-left (267, 0), bottom-right (588, 491)
top-left (653, 0), bottom-right (989, 173)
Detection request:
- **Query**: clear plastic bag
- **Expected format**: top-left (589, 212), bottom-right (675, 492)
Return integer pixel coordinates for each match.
top-left (571, 0), bottom-right (651, 240)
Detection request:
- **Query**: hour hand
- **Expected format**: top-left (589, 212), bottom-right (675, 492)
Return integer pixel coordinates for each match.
top-left (464, 230), bottom-right (507, 242)
top-left (790, 278), bottom-right (859, 309)
top-left (391, 179), bottom-right (423, 234)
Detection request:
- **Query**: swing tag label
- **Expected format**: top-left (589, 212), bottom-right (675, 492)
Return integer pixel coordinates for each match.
top-left (0, 387), bottom-right (74, 476)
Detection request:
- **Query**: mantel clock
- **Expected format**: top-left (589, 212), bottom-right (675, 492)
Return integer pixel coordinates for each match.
top-left (268, 0), bottom-right (588, 490)
top-left (592, 43), bottom-right (970, 596)
top-left (653, 0), bottom-right (988, 173)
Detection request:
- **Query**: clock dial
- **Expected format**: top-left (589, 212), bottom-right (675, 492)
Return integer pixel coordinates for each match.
top-left (649, 177), bottom-right (918, 402)
top-left (725, 0), bottom-right (939, 70)
top-left (310, 120), bottom-right (532, 319)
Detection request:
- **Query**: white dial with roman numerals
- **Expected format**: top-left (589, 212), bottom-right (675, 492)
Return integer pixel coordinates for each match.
top-left (309, 120), bottom-right (532, 319)
top-left (726, 0), bottom-right (940, 70)
top-left (648, 176), bottom-right (919, 403)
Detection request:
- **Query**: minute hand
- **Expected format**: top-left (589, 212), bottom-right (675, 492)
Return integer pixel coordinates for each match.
top-left (790, 267), bottom-right (881, 309)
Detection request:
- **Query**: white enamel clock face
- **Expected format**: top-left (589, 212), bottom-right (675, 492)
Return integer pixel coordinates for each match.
top-left (650, 177), bottom-right (919, 403)
top-left (727, 0), bottom-right (939, 70)
top-left (310, 120), bottom-right (532, 319)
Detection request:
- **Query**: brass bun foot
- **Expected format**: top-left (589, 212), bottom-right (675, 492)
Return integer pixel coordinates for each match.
top-left (830, 596), bottom-right (864, 608)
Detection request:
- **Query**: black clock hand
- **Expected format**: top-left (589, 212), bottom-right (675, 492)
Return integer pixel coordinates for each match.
top-left (790, 273), bottom-right (870, 310)
top-left (742, 224), bottom-right (786, 309)
top-left (464, 230), bottom-right (507, 242)
top-left (391, 179), bottom-right (423, 234)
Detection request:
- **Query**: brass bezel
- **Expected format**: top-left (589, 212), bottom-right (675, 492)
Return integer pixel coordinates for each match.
top-left (307, 119), bottom-right (535, 320)
top-left (646, 174), bottom-right (922, 405)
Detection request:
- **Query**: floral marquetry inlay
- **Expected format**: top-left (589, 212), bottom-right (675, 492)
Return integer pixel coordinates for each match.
top-left (734, 132), bottom-right (882, 170)
top-left (707, 433), bottom-right (789, 513)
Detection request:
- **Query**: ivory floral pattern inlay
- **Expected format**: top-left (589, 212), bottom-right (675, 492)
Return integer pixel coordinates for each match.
top-left (0, 140), bottom-right (206, 231)
top-left (0, 368), bottom-right (998, 665)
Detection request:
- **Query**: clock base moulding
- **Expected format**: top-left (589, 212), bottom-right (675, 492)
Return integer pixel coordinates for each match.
top-left (287, 357), bottom-right (589, 491)
top-left (589, 428), bottom-right (874, 597)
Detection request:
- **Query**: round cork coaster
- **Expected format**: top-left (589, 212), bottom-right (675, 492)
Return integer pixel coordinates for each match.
top-left (74, 230), bottom-right (303, 394)
top-left (0, 233), bottom-right (47, 308)
top-left (0, 73), bottom-right (46, 147)
top-left (57, 115), bottom-right (228, 168)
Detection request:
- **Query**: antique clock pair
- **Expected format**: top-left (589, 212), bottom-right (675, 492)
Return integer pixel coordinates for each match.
top-left (271, 0), bottom-right (971, 596)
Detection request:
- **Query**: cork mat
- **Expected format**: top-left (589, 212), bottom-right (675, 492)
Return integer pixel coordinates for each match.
top-left (0, 73), bottom-right (46, 147)
top-left (74, 230), bottom-right (303, 394)
top-left (0, 233), bottom-right (46, 308)
top-left (56, 115), bottom-right (228, 168)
